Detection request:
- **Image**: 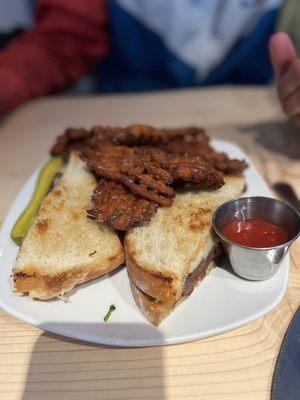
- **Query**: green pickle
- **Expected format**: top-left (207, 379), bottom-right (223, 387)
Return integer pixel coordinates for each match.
top-left (11, 156), bottom-right (64, 245)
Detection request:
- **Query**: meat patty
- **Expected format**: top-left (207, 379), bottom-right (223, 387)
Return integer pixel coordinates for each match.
top-left (81, 144), bottom-right (224, 207)
top-left (167, 152), bottom-right (224, 189)
top-left (50, 124), bottom-right (247, 231)
top-left (51, 128), bottom-right (92, 158)
top-left (50, 125), bottom-right (208, 157)
top-left (109, 124), bottom-right (210, 147)
top-left (88, 180), bottom-right (157, 230)
top-left (160, 135), bottom-right (247, 174)
top-left (51, 124), bottom-right (247, 175)
top-left (81, 145), bottom-right (175, 207)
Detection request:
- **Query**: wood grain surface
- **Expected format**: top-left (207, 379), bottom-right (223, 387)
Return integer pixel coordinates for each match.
top-left (0, 87), bottom-right (299, 400)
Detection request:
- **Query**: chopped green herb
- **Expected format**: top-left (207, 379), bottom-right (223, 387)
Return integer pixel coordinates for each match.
top-left (103, 304), bottom-right (116, 322)
top-left (89, 251), bottom-right (97, 257)
top-left (110, 210), bottom-right (126, 221)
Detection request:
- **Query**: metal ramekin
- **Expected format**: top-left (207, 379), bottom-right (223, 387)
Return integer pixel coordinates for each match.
top-left (213, 197), bottom-right (300, 280)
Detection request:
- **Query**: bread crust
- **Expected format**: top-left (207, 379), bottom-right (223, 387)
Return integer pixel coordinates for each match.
top-left (14, 250), bottom-right (124, 300)
top-left (125, 175), bottom-right (246, 321)
top-left (125, 238), bottom-right (182, 303)
top-left (129, 259), bottom-right (216, 326)
top-left (129, 279), bottom-right (176, 326)
top-left (13, 153), bottom-right (125, 300)
top-left (124, 231), bottom-right (217, 303)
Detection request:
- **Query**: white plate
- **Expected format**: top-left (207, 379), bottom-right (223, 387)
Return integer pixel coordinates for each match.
top-left (0, 140), bottom-right (288, 347)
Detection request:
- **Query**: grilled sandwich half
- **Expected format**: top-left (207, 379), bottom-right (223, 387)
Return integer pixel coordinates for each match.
top-left (13, 153), bottom-right (124, 300)
top-left (125, 175), bottom-right (245, 326)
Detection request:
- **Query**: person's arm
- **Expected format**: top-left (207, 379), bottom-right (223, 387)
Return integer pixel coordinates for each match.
top-left (0, 0), bottom-right (110, 113)
top-left (269, 32), bottom-right (300, 125)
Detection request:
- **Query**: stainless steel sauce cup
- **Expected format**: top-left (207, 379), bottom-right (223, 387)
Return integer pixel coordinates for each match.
top-left (213, 197), bottom-right (300, 280)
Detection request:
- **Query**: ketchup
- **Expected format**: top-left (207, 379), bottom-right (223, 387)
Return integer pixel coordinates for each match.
top-left (221, 219), bottom-right (289, 248)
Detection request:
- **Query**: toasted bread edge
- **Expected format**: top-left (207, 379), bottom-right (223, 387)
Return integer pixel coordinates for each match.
top-left (13, 249), bottom-right (124, 300)
top-left (125, 237), bottom-right (182, 303)
top-left (129, 259), bottom-right (216, 326)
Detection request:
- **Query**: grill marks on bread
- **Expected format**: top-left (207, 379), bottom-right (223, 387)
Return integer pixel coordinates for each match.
top-left (13, 154), bottom-right (124, 300)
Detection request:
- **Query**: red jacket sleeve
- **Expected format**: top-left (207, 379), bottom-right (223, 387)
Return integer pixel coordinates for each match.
top-left (0, 0), bottom-right (110, 113)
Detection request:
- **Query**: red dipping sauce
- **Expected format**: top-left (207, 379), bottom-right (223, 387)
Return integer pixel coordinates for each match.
top-left (221, 219), bottom-right (289, 248)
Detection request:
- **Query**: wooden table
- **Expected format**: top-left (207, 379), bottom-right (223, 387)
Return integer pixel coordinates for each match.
top-left (0, 87), bottom-right (299, 400)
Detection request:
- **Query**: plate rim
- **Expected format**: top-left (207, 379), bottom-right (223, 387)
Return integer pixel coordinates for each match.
top-left (0, 139), bottom-right (289, 346)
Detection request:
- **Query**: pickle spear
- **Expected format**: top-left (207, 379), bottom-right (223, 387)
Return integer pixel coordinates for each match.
top-left (11, 156), bottom-right (64, 245)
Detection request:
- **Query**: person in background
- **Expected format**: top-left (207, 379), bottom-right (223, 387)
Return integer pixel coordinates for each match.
top-left (269, 0), bottom-right (300, 125)
top-left (0, 0), bottom-right (32, 47)
top-left (0, 0), bottom-right (299, 125)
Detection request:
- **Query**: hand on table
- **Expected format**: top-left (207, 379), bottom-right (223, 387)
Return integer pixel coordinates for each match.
top-left (270, 32), bottom-right (300, 125)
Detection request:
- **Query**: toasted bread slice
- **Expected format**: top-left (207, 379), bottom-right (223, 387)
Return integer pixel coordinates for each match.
top-left (128, 252), bottom-right (218, 326)
top-left (125, 175), bottom-right (245, 325)
top-left (13, 153), bottom-right (124, 300)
